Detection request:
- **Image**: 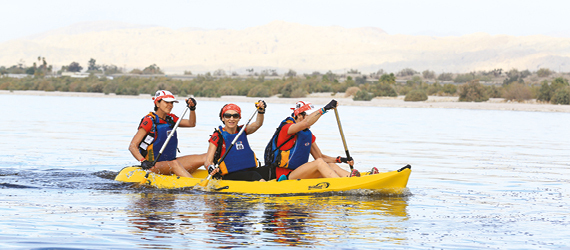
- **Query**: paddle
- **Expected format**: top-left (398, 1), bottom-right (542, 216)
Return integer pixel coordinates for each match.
top-left (199, 109), bottom-right (259, 188)
top-left (138, 106), bottom-right (190, 184)
top-left (333, 108), bottom-right (354, 172)
top-left (152, 106), bottom-right (190, 165)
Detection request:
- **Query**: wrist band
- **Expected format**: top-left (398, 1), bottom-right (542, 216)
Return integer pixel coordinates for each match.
top-left (320, 108), bottom-right (326, 115)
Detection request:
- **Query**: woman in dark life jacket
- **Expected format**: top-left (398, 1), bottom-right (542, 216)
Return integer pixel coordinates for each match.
top-left (205, 101), bottom-right (267, 181)
top-left (128, 90), bottom-right (206, 177)
top-left (262, 100), bottom-right (377, 181)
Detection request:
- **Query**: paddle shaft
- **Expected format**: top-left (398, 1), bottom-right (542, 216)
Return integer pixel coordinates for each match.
top-left (333, 108), bottom-right (353, 171)
top-left (152, 106), bottom-right (190, 165)
top-left (200, 109), bottom-right (258, 186)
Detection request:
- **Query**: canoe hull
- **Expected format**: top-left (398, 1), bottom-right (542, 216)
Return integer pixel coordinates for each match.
top-left (115, 165), bottom-right (411, 195)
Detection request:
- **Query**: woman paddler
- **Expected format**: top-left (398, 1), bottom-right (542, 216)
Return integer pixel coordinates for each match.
top-left (205, 101), bottom-right (267, 181)
top-left (261, 100), bottom-right (378, 181)
top-left (128, 90), bottom-right (206, 177)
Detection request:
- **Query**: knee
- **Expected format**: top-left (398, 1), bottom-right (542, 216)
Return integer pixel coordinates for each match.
top-left (314, 158), bottom-right (328, 168)
top-left (314, 158), bottom-right (326, 164)
top-left (171, 160), bottom-right (184, 169)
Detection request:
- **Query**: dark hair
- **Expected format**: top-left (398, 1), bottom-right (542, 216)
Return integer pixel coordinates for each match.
top-left (292, 111), bottom-right (306, 120)
top-left (154, 99), bottom-right (162, 111)
top-left (219, 104), bottom-right (228, 124)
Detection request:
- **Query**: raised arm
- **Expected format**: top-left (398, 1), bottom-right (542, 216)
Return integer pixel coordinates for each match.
top-left (179, 97), bottom-right (197, 127)
top-left (246, 100), bottom-right (266, 134)
top-left (287, 100), bottom-right (337, 135)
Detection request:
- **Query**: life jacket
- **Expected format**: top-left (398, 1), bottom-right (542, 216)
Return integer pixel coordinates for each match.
top-left (138, 112), bottom-right (178, 162)
top-left (264, 117), bottom-right (313, 170)
top-left (213, 126), bottom-right (258, 175)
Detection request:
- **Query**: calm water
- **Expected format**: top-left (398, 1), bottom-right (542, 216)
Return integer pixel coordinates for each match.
top-left (1, 93), bottom-right (569, 249)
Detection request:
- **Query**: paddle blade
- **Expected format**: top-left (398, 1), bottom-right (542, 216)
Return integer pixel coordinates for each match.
top-left (138, 177), bottom-right (148, 185)
top-left (198, 175), bottom-right (212, 187)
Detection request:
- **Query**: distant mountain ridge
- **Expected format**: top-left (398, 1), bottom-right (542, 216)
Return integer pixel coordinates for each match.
top-left (2, 20), bottom-right (570, 74)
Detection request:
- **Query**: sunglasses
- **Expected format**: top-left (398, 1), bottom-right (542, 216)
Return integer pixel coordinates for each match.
top-left (223, 113), bottom-right (240, 119)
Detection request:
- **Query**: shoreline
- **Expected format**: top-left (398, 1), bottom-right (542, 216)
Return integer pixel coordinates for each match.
top-left (2, 90), bottom-right (570, 113)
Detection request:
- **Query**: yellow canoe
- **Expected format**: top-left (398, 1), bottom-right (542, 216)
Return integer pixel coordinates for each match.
top-left (115, 165), bottom-right (412, 195)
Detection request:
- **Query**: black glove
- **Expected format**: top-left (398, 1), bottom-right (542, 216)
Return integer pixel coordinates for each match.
top-left (336, 156), bottom-right (352, 164)
top-left (207, 164), bottom-right (216, 175)
top-left (324, 99), bottom-right (337, 111)
top-left (186, 97), bottom-right (197, 111)
top-left (256, 100), bottom-right (266, 114)
top-left (141, 160), bottom-right (155, 170)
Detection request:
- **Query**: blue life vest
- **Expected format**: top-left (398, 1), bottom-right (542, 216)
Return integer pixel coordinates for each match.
top-left (215, 126), bottom-right (258, 175)
top-left (139, 112), bottom-right (178, 162)
top-left (264, 117), bottom-right (313, 170)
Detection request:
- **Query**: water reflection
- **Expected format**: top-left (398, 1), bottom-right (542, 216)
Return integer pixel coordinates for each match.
top-left (127, 193), bottom-right (179, 237)
top-left (261, 201), bottom-right (314, 246)
top-left (125, 192), bottom-right (409, 247)
top-left (202, 195), bottom-right (260, 247)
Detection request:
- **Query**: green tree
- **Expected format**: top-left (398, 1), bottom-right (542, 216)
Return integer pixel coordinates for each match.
top-left (454, 73), bottom-right (475, 83)
top-left (437, 72), bottom-right (454, 81)
top-left (422, 70), bottom-right (436, 79)
top-left (536, 80), bottom-right (551, 102)
top-left (323, 70), bottom-right (336, 82)
top-left (355, 76), bottom-right (367, 84)
top-left (285, 69), bottom-right (296, 77)
top-left (442, 83), bottom-right (457, 94)
top-left (353, 90), bottom-right (374, 101)
top-left (102, 64), bottom-right (122, 75)
top-left (88, 58), bottom-right (100, 71)
top-left (397, 68), bottom-right (417, 77)
top-left (537, 68), bottom-right (552, 77)
top-left (371, 82), bottom-right (397, 97)
top-left (486, 85), bottom-right (502, 98)
top-left (142, 64), bottom-right (163, 74)
top-left (458, 80), bottom-right (489, 102)
top-left (25, 66), bottom-right (35, 75)
top-left (404, 89), bottom-right (428, 101)
top-left (67, 62), bottom-right (83, 72)
top-left (379, 73), bottom-right (396, 84)
top-left (503, 68), bottom-right (524, 85)
top-left (551, 77), bottom-right (569, 90)
top-left (551, 87), bottom-right (570, 105)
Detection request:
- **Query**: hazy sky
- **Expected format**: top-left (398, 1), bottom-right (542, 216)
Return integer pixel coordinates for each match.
top-left (2, 0), bottom-right (569, 43)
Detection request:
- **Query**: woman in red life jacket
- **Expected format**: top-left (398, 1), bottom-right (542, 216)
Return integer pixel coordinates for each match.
top-left (128, 90), bottom-right (206, 177)
top-left (263, 100), bottom-right (374, 181)
top-left (205, 101), bottom-right (267, 181)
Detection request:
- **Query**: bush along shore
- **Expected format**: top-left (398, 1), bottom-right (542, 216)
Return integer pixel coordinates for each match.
top-left (1, 73), bottom-right (569, 105)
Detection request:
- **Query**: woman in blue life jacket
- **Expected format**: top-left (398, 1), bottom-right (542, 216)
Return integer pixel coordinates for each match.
top-left (128, 90), bottom-right (206, 178)
top-left (262, 100), bottom-right (378, 181)
top-left (205, 101), bottom-right (267, 181)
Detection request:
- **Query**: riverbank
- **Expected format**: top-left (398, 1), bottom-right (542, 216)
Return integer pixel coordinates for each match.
top-left (2, 90), bottom-right (569, 113)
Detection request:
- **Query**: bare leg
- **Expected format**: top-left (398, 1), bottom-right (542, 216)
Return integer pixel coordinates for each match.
top-left (328, 163), bottom-right (350, 177)
top-left (176, 153), bottom-right (207, 173)
top-left (152, 160), bottom-right (192, 178)
top-left (289, 158), bottom-right (340, 179)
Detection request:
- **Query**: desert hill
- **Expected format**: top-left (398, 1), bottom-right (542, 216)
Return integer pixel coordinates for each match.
top-left (2, 20), bottom-right (570, 74)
